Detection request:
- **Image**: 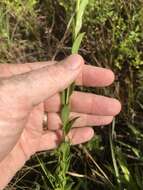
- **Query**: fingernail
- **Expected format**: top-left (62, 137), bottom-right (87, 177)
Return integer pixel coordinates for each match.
top-left (64, 55), bottom-right (83, 70)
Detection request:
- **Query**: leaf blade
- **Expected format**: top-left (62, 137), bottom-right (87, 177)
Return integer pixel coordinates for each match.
top-left (65, 117), bottom-right (80, 135)
top-left (61, 104), bottom-right (70, 128)
top-left (74, 0), bottom-right (89, 38)
top-left (72, 32), bottom-right (85, 54)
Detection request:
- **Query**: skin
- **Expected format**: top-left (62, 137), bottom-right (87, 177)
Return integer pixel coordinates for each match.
top-left (0, 54), bottom-right (121, 189)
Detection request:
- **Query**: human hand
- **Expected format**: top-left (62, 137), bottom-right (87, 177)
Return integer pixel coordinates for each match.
top-left (0, 55), bottom-right (121, 189)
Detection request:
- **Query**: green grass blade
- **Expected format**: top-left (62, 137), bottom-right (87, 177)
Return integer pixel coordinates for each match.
top-left (75, 0), bottom-right (88, 38)
top-left (109, 120), bottom-right (121, 186)
top-left (61, 104), bottom-right (70, 130)
top-left (65, 117), bottom-right (80, 134)
top-left (72, 32), bottom-right (85, 54)
top-left (116, 150), bottom-right (130, 183)
top-left (76, 0), bottom-right (81, 12)
top-left (36, 156), bottom-right (55, 189)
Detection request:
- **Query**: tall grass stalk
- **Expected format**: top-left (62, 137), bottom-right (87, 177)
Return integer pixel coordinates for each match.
top-left (55, 1), bottom-right (89, 190)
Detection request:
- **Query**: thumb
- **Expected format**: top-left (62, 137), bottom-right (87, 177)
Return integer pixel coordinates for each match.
top-left (1, 54), bottom-right (83, 107)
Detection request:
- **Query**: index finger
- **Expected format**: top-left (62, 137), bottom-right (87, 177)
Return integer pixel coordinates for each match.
top-left (0, 62), bottom-right (114, 87)
top-left (76, 65), bottom-right (115, 87)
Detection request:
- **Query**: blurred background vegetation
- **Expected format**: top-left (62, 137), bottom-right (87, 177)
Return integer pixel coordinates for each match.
top-left (1, 0), bottom-right (143, 189)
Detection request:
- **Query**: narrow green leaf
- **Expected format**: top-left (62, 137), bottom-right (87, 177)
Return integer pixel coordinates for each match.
top-left (109, 123), bottom-right (121, 185)
top-left (65, 123), bottom-right (72, 136)
top-left (75, 0), bottom-right (88, 38)
top-left (61, 91), bottom-right (66, 105)
top-left (76, 0), bottom-right (81, 12)
top-left (69, 82), bottom-right (75, 97)
top-left (65, 117), bottom-right (80, 135)
top-left (116, 148), bottom-right (132, 184)
top-left (36, 156), bottom-right (55, 188)
top-left (117, 140), bottom-right (140, 158)
top-left (65, 83), bottom-right (75, 105)
top-left (72, 33), bottom-right (85, 54)
top-left (61, 104), bottom-right (70, 127)
top-left (65, 87), bottom-right (71, 105)
top-left (117, 156), bottom-right (130, 182)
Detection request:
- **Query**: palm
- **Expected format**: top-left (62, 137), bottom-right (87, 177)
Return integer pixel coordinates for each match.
top-left (18, 103), bottom-right (44, 159)
top-left (0, 103), bottom-right (45, 169)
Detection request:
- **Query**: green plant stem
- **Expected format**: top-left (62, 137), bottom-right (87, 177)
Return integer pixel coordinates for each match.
top-left (55, 1), bottom-right (89, 189)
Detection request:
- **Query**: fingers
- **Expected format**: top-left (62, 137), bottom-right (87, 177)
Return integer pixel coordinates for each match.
top-left (38, 127), bottom-right (94, 151)
top-left (0, 55), bottom-right (83, 107)
top-left (46, 112), bottom-right (113, 130)
top-left (70, 92), bottom-right (121, 116)
top-left (0, 61), bottom-right (56, 77)
top-left (68, 127), bottom-right (94, 145)
top-left (0, 60), bottom-right (114, 88)
top-left (45, 91), bottom-right (121, 116)
top-left (70, 113), bottom-right (113, 127)
top-left (76, 65), bottom-right (115, 87)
